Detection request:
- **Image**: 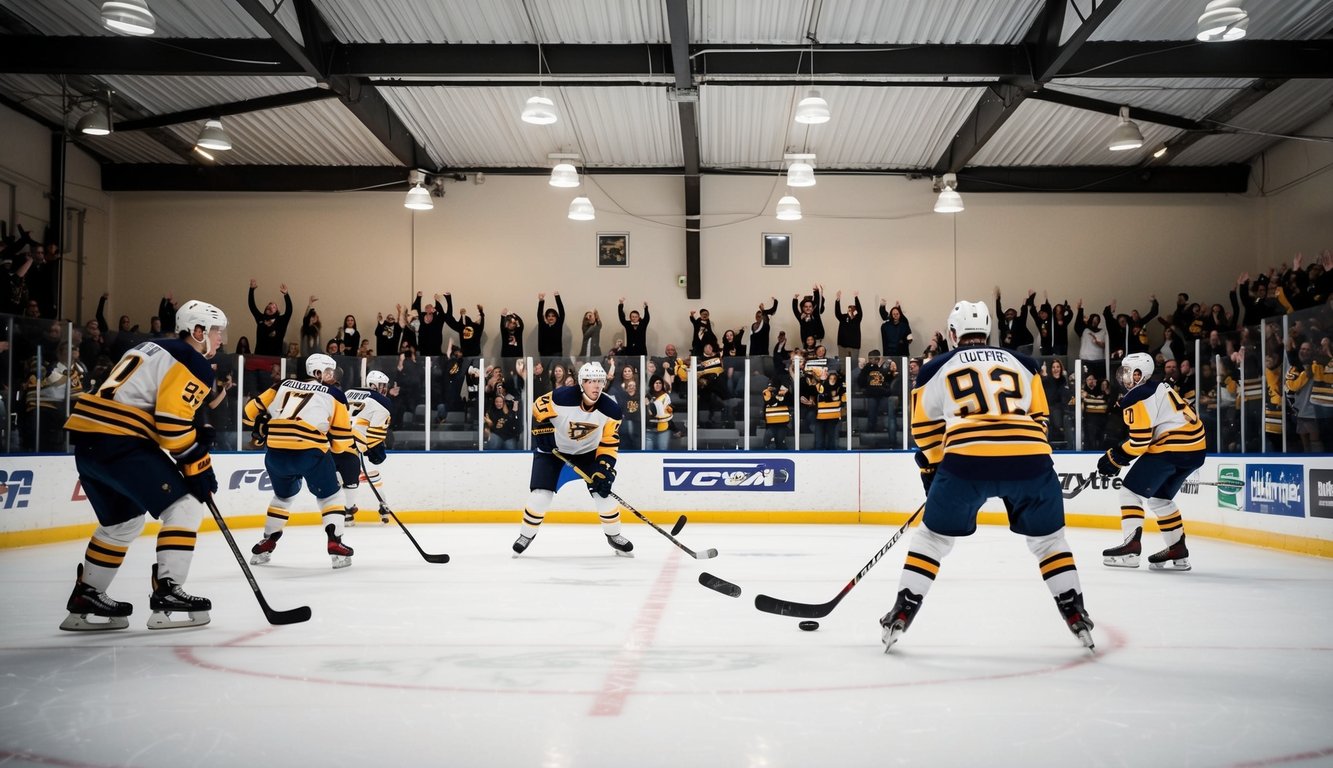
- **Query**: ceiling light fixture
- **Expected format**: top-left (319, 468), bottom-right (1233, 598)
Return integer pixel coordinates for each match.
top-left (785, 153), bottom-right (816, 187)
top-left (101, 0), bottom-right (155, 36)
top-left (933, 173), bottom-right (964, 214)
top-left (1153, 145), bottom-right (1169, 159)
top-left (521, 44), bottom-right (559, 125)
top-left (195, 119), bottom-right (232, 151)
top-left (1107, 106), bottom-right (1144, 151)
top-left (567, 196), bottom-right (595, 221)
top-left (775, 195), bottom-right (803, 221)
top-left (404, 170), bottom-right (434, 211)
top-left (793, 44), bottom-right (831, 124)
top-left (76, 101), bottom-right (112, 136)
top-left (1196, 0), bottom-right (1248, 42)
top-left (548, 153), bottom-right (581, 188)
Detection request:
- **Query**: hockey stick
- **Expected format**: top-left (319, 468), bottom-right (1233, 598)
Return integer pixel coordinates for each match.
top-left (553, 450), bottom-right (716, 560)
top-left (753, 501), bottom-right (926, 619)
top-left (358, 452), bottom-right (450, 564)
top-left (699, 572), bottom-right (742, 598)
top-left (204, 495), bottom-right (311, 625)
top-left (1194, 478), bottom-right (1246, 491)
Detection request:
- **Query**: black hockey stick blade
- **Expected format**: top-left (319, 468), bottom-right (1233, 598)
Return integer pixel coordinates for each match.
top-left (205, 496), bottom-right (312, 625)
top-left (360, 453), bottom-right (449, 564)
top-left (671, 515), bottom-right (688, 536)
top-left (699, 572), bottom-right (742, 598)
top-left (753, 502), bottom-right (925, 620)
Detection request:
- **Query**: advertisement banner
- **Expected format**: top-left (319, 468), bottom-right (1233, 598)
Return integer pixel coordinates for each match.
top-left (1307, 469), bottom-right (1333, 520)
top-left (661, 458), bottom-right (795, 492)
top-left (1243, 463), bottom-right (1305, 517)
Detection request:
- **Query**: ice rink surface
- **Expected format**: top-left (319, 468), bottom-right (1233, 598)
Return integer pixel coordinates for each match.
top-left (2, 521), bottom-right (1331, 768)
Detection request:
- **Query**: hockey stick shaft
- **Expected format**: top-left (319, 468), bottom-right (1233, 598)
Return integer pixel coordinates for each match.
top-left (204, 495), bottom-right (311, 625)
top-left (552, 450), bottom-right (717, 560)
top-left (358, 452), bottom-right (450, 564)
top-left (753, 502), bottom-right (925, 619)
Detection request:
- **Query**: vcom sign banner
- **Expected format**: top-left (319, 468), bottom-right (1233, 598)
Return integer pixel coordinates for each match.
top-left (662, 458), bottom-right (795, 492)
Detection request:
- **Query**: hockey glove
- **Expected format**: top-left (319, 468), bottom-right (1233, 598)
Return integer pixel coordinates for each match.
top-left (914, 451), bottom-right (937, 495)
top-left (334, 451), bottom-right (361, 489)
top-left (174, 433), bottom-right (217, 504)
top-left (366, 443), bottom-right (387, 465)
top-left (532, 423), bottom-right (556, 453)
top-left (589, 456), bottom-right (617, 497)
top-left (250, 408), bottom-right (271, 446)
top-left (1097, 446), bottom-right (1132, 477)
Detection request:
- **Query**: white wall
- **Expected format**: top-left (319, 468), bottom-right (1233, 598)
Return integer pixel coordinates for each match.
top-left (1255, 109), bottom-right (1333, 264)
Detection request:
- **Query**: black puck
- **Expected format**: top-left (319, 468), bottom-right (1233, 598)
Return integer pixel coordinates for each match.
top-left (798, 620), bottom-right (820, 632)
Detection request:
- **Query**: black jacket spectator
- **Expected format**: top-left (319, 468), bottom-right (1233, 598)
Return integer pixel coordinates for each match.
top-left (248, 284), bottom-right (292, 356)
top-left (792, 287), bottom-right (826, 343)
top-left (412, 293), bottom-right (446, 356)
top-left (537, 294), bottom-right (565, 357)
top-left (878, 303), bottom-right (913, 358)
top-left (834, 295), bottom-right (863, 351)
top-left (749, 298), bottom-right (778, 358)
top-left (618, 301), bottom-right (650, 357)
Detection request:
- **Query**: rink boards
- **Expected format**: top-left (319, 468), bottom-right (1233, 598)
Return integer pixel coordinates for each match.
top-left (1, 451), bottom-right (1331, 556)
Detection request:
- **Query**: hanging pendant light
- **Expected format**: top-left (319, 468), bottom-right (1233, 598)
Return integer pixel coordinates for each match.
top-left (933, 173), bottom-right (964, 214)
top-left (404, 170), bottom-right (434, 210)
top-left (522, 89), bottom-right (558, 125)
top-left (794, 89), bottom-right (831, 125)
top-left (101, 0), bottom-right (155, 36)
top-left (567, 196), bottom-right (595, 221)
top-left (775, 195), bottom-right (802, 221)
top-left (76, 102), bottom-right (112, 136)
top-left (1107, 106), bottom-right (1144, 151)
top-left (195, 119), bottom-right (232, 151)
top-left (785, 153), bottom-right (816, 187)
top-left (1196, 0), bottom-right (1248, 42)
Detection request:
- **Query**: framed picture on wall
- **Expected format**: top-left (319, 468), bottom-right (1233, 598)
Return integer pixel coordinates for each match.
top-left (762, 233), bottom-right (791, 267)
top-left (597, 233), bottom-right (629, 267)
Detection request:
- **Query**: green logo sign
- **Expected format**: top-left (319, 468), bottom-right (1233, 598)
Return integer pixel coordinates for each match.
top-left (1217, 464), bottom-right (1241, 510)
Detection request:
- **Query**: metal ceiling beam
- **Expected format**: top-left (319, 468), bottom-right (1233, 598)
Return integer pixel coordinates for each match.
top-left (1029, 89), bottom-right (1202, 131)
top-left (233, 0), bottom-right (431, 170)
top-left (961, 164), bottom-right (1249, 194)
top-left (664, 0), bottom-right (701, 300)
top-left (932, 0), bottom-right (1125, 175)
top-left (115, 87), bottom-right (337, 132)
top-left (4, 36), bottom-right (1331, 80)
top-left (1145, 78), bottom-right (1287, 167)
top-left (101, 164), bottom-right (409, 192)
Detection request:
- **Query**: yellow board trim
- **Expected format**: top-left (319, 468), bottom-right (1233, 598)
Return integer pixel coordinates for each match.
top-left (4, 510), bottom-right (1331, 559)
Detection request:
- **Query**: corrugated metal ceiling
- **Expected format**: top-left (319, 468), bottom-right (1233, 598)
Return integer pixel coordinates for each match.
top-left (968, 97), bottom-right (1184, 167)
top-left (0, 0), bottom-right (300, 38)
top-left (1046, 77), bottom-right (1254, 121)
top-left (1170, 79), bottom-right (1333, 166)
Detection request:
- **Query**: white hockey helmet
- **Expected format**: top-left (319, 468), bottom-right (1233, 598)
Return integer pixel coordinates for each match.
top-left (1119, 352), bottom-right (1155, 389)
top-left (947, 300), bottom-right (990, 343)
top-left (176, 300), bottom-right (228, 356)
top-left (306, 353), bottom-right (337, 379)
top-left (366, 370), bottom-right (390, 390)
top-left (578, 361), bottom-right (607, 384)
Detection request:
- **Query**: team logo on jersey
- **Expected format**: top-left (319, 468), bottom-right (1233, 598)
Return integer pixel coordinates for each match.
top-left (662, 458), bottom-right (795, 492)
top-left (566, 422), bottom-right (599, 441)
top-left (228, 468), bottom-right (273, 492)
top-left (0, 470), bottom-right (34, 509)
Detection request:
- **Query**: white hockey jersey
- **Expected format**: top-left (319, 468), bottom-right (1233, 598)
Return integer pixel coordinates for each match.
top-left (344, 388), bottom-right (393, 450)
top-left (532, 385), bottom-right (622, 458)
top-left (1117, 381), bottom-right (1206, 458)
top-left (244, 378), bottom-right (354, 454)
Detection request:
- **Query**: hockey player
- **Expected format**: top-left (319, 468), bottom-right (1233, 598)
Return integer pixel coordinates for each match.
top-left (60, 300), bottom-right (227, 631)
top-left (881, 300), bottom-right (1093, 652)
top-left (244, 353), bottom-right (357, 568)
top-left (1097, 352), bottom-right (1206, 571)
top-left (339, 370), bottom-right (394, 526)
top-left (512, 361), bottom-right (633, 557)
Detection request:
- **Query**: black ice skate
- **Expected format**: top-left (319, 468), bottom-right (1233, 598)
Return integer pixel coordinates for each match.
top-left (1102, 528), bottom-right (1142, 568)
top-left (1055, 589), bottom-right (1095, 651)
top-left (378, 505), bottom-right (392, 525)
top-left (879, 588), bottom-right (923, 653)
top-left (327, 524), bottom-right (353, 569)
top-left (1148, 534), bottom-right (1191, 571)
top-left (250, 530), bottom-right (282, 565)
top-left (512, 531), bottom-right (536, 556)
top-left (147, 564), bottom-right (211, 630)
top-left (606, 533), bottom-right (635, 558)
top-left (344, 505), bottom-right (358, 526)
top-left (59, 564), bottom-right (132, 632)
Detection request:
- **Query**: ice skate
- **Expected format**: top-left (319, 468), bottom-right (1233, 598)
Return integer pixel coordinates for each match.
top-left (512, 531), bottom-right (535, 556)
top-left (1148, 535), bottom-right (1191, 571)
top-left (326, 524), bottom-right (353, 569)
top-left (147, 564), bottom-right (211, 630)
top-left (378, 505), bottom-right (392, 525)
top-left (344, 505), bottom-right (358, 526)
top-left (249, 530), bottom-right (282, 565)
top-left (1055, 589), bottom-right (1095, 651)
top-left (59, 564), bottom-right (132, 632)
top-left (606, 533), bottom-right (635, 557)
top-left (1102, 528), bottom-right (1142, 568)
top-left (879, 588), bottom-right (923, 653)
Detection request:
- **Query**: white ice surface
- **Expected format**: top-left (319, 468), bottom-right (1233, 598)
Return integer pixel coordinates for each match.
top-left (1, 523), bottom-right (1331, 768)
